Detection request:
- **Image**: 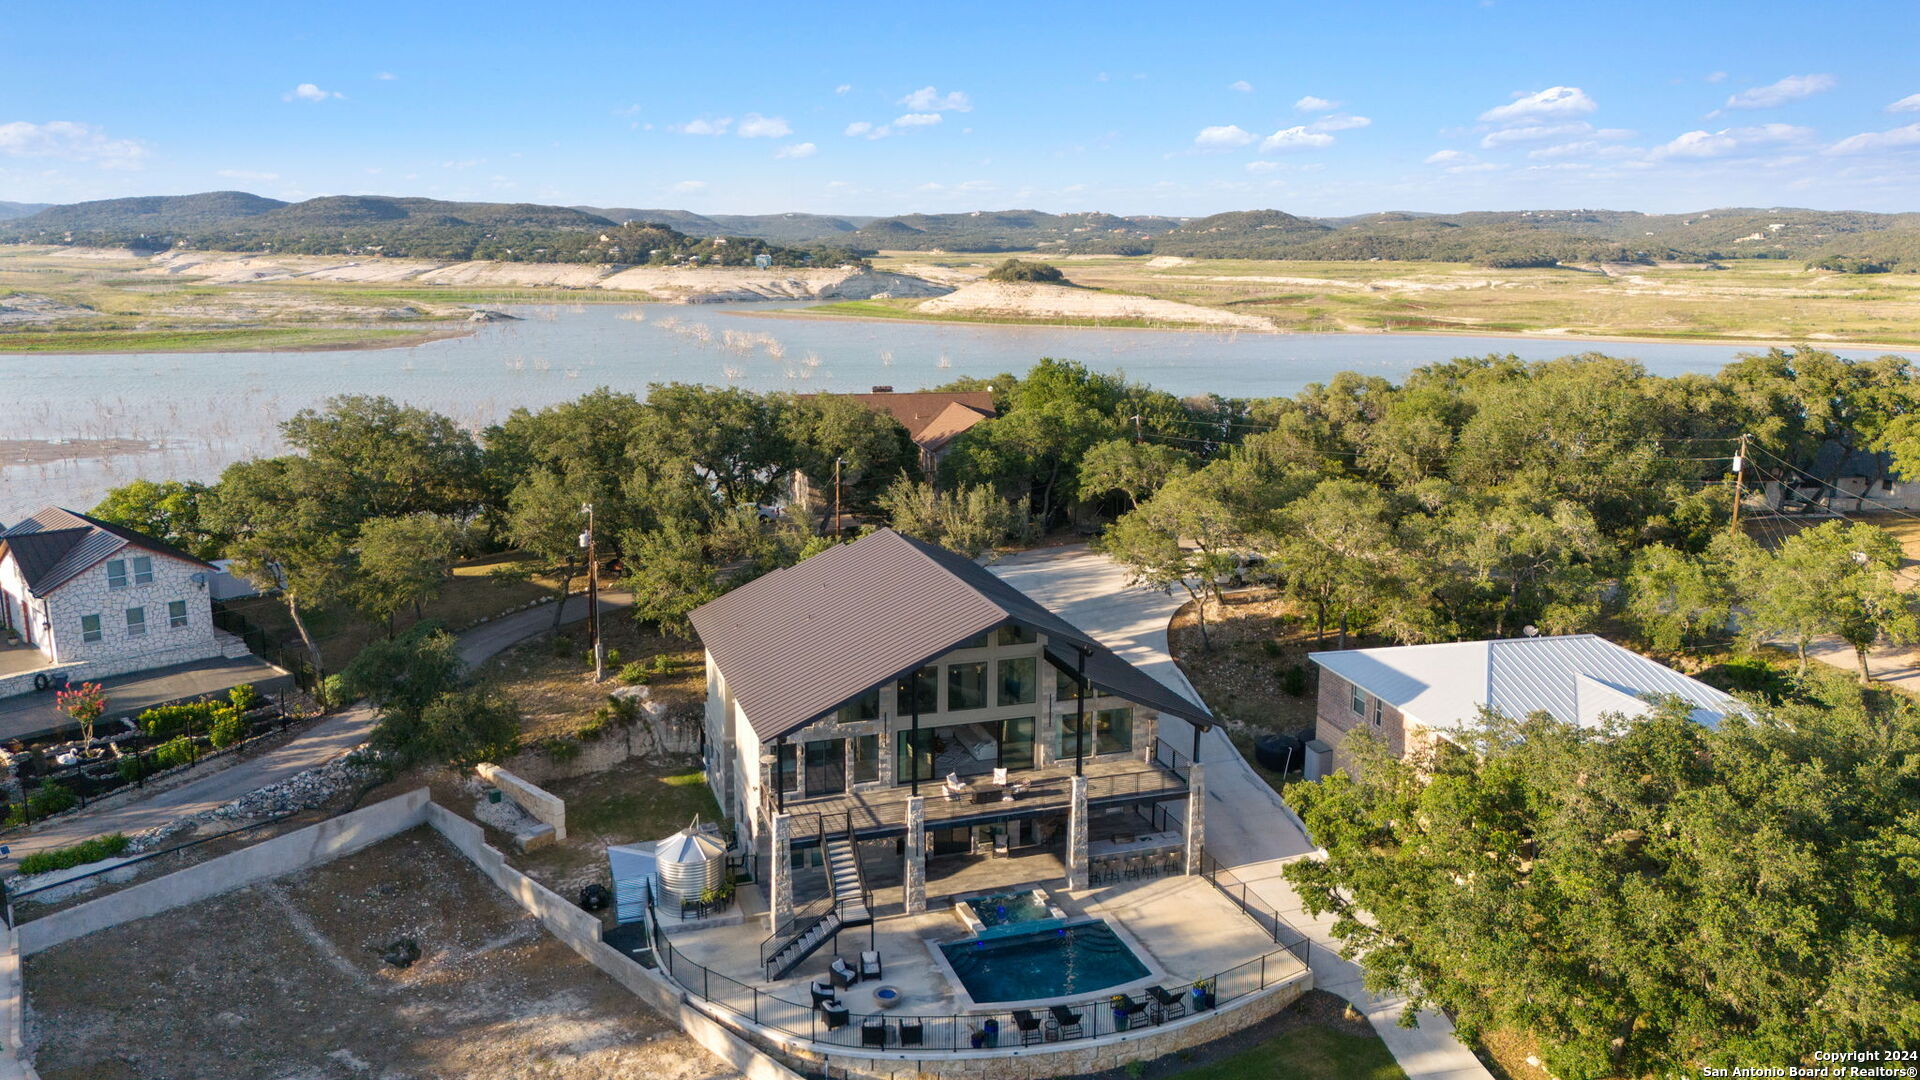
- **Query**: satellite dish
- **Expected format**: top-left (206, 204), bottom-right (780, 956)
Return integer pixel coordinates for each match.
top-left (1522, 625), bottom-right (1540, 637)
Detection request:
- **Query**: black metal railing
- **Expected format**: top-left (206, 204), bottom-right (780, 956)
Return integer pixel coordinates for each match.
top-left (1198, 851), bottom-right (1314, 962)
top-left (1151, 739), bottom-right (1192, 781)
top-left (210, 602), bottom-right (321, 693)
top-left (759, 891), bottom-right (840, 977)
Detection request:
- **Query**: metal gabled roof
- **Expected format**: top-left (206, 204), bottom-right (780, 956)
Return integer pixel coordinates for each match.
top-left (688, 528), bottom-right (1211, 743)
top-left (0, 506), bottom-right (214, 596)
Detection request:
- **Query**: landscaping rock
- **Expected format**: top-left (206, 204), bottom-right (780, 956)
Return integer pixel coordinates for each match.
top-left (381, 938), bottom-right (421, 967)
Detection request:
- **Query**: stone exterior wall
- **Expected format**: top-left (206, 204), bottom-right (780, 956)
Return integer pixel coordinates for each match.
top-left (1313, 669), bottom-right (1412, 774)
top-left (10, 548), bottom-right (220, 674)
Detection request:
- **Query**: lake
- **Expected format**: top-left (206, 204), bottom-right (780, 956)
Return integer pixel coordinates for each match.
top-left (5, 301), bottom-right (1914, 519)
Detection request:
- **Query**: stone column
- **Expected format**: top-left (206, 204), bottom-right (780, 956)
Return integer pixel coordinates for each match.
top-left (1066, 775), bottom-right (1090, 890)
top-left (903, 795), bottom-right (927, 914)
top-left (1183, 762), bottom-right (1206, 875)
top-left (770, 811), bottom-right (794, 931)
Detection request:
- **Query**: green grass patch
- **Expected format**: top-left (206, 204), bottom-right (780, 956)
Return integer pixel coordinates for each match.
top-left (281, 284), bottom-right (658, 305)
top-left (0, 326), bottom-right (444, 353)
top-left (18, 833), bottom-right (132, 875)
top-left (1173, 1025), bottom-right (1407, 1080)
top-left (785, 300), bottom-right (1258, 332)
top-left (562, 765), bottom-right (722, 839)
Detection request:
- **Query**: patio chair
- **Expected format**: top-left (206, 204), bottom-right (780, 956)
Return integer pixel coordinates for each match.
top-left (898, 1019), bottom-right (924, 1046)
top-left (861, 1016), bottom-right (888, 1047)
top-left (810, 981), bottom-right (836, 1009)
top-left (831, 957), bottom-right (859, 989)
top-left (1049, 1004), bottom-right (1083, 1039)
top-left (992, 766), bottom-right (1009, 786)
top-left (860, 949), bottom-right (882, 980)
top-left (1147, 984), bottom-right (1186, 1021)
top-left (943, 772), bottom-right (970, 801)
top-left (823, 1002), bottom-right (851, 1030)
top-left (1012, 1009), bottom-right (1043, 1045)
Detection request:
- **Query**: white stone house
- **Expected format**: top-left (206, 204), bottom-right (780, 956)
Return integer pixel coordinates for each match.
top-left (688, 528), bottom-right (1213, 970)
top-left (0, 507), bottom-right (240, 697)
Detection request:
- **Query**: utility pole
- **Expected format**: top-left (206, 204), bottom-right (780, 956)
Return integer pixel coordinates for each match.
top-left (580, 503), bottom-right (603, 682)
top-left (1730, 433), bottom-right (1749, 535)
top-left (832, 456), bottom-right (844, 538)
top-left (1131, 415), bottom-right (1143, 444)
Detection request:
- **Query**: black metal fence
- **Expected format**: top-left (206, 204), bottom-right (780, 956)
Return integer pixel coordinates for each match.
top-left (1198, 850), bottom-right (1315, 956)
top-left (211, 601), bottom-right (321, 694)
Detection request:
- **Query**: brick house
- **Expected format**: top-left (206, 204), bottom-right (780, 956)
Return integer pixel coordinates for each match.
top-left (0, 507), bottom-right (243, 697)
top-left (1308, 634), bottom-right (1740, 775)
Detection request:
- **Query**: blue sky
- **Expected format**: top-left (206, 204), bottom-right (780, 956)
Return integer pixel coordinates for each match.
top-left (4, 0), bottom-right (1917, 216)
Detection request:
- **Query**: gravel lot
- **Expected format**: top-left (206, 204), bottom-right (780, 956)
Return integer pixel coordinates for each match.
top-left (25, 826), bottom-right (738, 1080)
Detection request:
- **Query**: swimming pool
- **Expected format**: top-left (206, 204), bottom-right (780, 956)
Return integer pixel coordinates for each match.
top-left (966, 889), bottom-right (1050, 928)
top-left (939, 920), bottom-right (1150, 1004)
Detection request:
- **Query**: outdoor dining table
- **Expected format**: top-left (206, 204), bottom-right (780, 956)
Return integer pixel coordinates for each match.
top-left (1086, 830), bottom-right (1182, 857)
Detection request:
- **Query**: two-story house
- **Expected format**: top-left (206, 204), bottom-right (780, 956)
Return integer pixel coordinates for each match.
top-left (0, 507), bottom-right (238, 697)
top-left (688, 527), bottom-right (1213, 968)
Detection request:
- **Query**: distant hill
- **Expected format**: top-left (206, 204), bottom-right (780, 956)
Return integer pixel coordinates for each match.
top-left (6, 192), bottom-right (1919, 269)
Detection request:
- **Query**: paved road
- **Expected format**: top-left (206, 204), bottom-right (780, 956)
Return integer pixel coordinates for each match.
top-left (1, 591), bottom-right (632, 869)
top-left (989, 545), bottom-right (1493, 1080)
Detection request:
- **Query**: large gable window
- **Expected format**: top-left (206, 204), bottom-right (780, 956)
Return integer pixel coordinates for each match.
top-left (896, 666), bottom-right (937, 715)
top-left (998, 656), bottom-right (1037, 707)
top-left (947, 662), bottom-right (987, 711)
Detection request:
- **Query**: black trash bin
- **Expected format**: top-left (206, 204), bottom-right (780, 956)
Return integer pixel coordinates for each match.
top-left (1254, 733), bottom-right (1301, 772)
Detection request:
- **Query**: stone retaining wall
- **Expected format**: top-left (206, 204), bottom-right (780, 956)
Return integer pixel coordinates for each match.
top-left (474, 763), bottom-right (566, 840)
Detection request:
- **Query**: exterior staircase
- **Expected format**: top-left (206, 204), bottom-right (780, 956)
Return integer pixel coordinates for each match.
top-left (825, 836), bottom-right (871, 924)
top-left (761, 829), bottom-right (874, 981)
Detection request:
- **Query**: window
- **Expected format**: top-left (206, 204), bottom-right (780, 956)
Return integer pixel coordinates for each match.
top-left (894, 728), bottom-right (935, 785)
top-left (131, 556), bottom-right (153, 585)
top-left (998, 656), bottom-right (1037, 707)
top-left (956, 631), bottom-right (990, 650)
top-left (125, 607), bottom-right (146, 637)
top-left (896, 666), bottom-right (937, 716)
top-left (168, 600), bottom-right (189, 629)
top-left (1350, 685), bottom-right (1367, 716)
top-left (1096, 707), bottom-right (1134, 755)
top-left (80, 614), bottom-right (102, 643)
top-left (999, 717), bottom-right (1035, 770)
top-left (837, 687), bottom-right (880, 724)
top-left (1371, 698), bottom-right (1383, 727)
top-left (947, 662), bottom-right (988, 710)
top-left (852, 734), bottom-right (879, 784)
top-left (803, 739), bottom-right (846, 796)
top-left (1056, 663), bottom-right (1084, 701)
top-left (774, 743), bottom-right (798, 794)
top-left (106, 559), bottom-right (128, 589)
top-left (997, 624), bottom-right (1035, 647)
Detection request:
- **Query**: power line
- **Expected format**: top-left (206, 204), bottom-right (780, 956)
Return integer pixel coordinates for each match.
top-left (1741, 441), bottom-right (1920, 530)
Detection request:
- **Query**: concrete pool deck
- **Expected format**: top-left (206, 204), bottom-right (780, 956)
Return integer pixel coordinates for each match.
top-left (662, 873), bottom-right (1300, 1028)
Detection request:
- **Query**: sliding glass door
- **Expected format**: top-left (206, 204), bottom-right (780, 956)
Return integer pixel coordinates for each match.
top-left (804, 738), bottom-right (846, 795)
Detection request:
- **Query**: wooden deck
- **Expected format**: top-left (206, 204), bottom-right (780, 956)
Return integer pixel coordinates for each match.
top-left (770, 755), bottom-right (1189, 842)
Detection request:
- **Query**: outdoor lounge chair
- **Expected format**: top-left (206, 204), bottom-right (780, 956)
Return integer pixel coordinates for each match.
top-left (1111, 993), bottom-right (1147, 1030)
top-left (1012, 1009), bottom-right (1043, 1045)
top-left (823, 1002), bottom-right (850, 1030)
top-left (810, 981), bottom-right (836, 1009)
top-left (943, 772), bottom-right (970, 801)
top-left (830, 957), bottom-right (859, 989)
top-left (861, 1017), bottom-right (888, 1047)
top-left (1049, 1004), bottom-right (1083, 1039)
top-left (1147, 984), bottom-right (1186, 1020)
top-left (898, 1019), bottom-right (923, 1046)
top-left (860, 949), bottom-right (882, 980)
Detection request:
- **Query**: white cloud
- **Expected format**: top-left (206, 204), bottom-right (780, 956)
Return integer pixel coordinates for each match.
top-left (1193, 124), bottom-right (1256, 148)
top-left (1245, 161), bottom-right (1279, 174)
top-left (374, 72), bottom-right (397, 81)
top-left (1887, 93), bottom-right (1920, 113)
top-left (893, 112), bottom-right (942, 128)
top-left (844, 121), bottom-right (875, 137)
top-left (1653, 123), bottom-right (1812, 159)
top-left (1294, 95), bottom-right (1338, 113)
top-left (1704, 71), bottom-right (1727, 84)
top-left (835, 83), bottom-right (852, 95)
top-left (736, 113), bottom-right (791, 138)
top-left (1450, 162), bottom-right (1505, 173)
top-left (1479, 86), bottom-right (1596, 124)
top-left (1724, 73), bottom-right (1836, 110)
top-left (1424, 149), bottom-right (1469, 164)
top-left (1308, 114), bottom-right (1370, 133)
top-left (1828, 122), bottom-right (1920, 155)
top-left (0, 121), bottom-right (147, 168)
top-left (1260, 126), bottom-right (1335, 153)
top-left (216, 168), bottom-right (279, 181)
top-left (671, 180), bottom-right (706, 194)
top-left (673, 117), bottom-right (733, 135)
top-left (898, 86), bottom-right (972, 112)
top-left (283, 83), bottom-right (342, 103)
top-left (774, 141), bottom-right (817, 159)
top-left (1229, 80), bottom-right (1254, 93)
top-left (1480, 121), bottom-right (1593, 148)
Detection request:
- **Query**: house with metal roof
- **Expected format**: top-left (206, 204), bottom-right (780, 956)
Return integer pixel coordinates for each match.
top-left (1306, 634), bottom-right (1741, 774)
top-left (0, 507), bottom-right (241, 697)
top-left (689, 527), bottom-right (1213, 975)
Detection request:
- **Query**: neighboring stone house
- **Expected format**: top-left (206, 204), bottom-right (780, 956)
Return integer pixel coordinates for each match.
top-left (0, 507), bottom-right (242, 697)
top-left (1306, 634), bottom-right (1740, 776)
top-left (790, 388), bottom-right (997, 518)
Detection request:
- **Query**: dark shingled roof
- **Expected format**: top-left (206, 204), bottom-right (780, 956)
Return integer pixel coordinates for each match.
top-left (688, 528), bottom-right (1211, 743)
top-left (1, 507), bottom-right (213, 595)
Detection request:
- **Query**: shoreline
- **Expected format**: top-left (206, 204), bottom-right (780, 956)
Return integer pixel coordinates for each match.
top-left (739, 304), bottom-right (1920, 352)
top-left (0, 324), bottom-right (477, 356)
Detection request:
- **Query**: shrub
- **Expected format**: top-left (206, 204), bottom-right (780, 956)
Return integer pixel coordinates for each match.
top-left (605, 648), bottom-right (623, 668)
top-left (140, 702), bottom-right (219, 739)
top-left (986, 258), bottom-right (1066, 284)
top-left (228, 683), bottom-right (262, 713)
top-left (208, 707), bottom-right (247, 749)
top-left (376, 687), bottom-right (521, 767)
top-left (1278, 663), bottom-right (1309, 698)
top-left (321, 673), bottom-right (349, 707)
top-left (539, 735), bottom-right (581, 763)
top-left (1260, 639), bottom-right (1284, 658)
top-left (154, 735), bottom-right (197, 770)
top-left (5, 782), bottom-right (78, 825)
top-left (17, 833), bottom-right (131, 875)
top-left (619, 661), bottom-right (651, 685)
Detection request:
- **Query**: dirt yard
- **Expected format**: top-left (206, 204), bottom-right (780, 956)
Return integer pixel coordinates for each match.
top-left (24, 827), bottom-right (737, 1080)
top-left (481, 616), bottom-right (704, 744)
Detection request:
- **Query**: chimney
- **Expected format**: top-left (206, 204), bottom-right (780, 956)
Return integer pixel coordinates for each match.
top-left (870, 385), bottom-right (894, 393)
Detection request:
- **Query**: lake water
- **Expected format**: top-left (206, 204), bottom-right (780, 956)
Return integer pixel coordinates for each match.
top-left (5, 301), bottom-right (1914, 520)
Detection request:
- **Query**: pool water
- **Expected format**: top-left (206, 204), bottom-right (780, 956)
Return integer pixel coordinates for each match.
top-left (965, 890), bottom-right (1050, 929)
top-left (940, 921), bottom-right (1150, 1004)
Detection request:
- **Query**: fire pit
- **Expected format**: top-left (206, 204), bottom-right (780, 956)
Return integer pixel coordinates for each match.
top-left (872, 985), bottom-right (902, 1010)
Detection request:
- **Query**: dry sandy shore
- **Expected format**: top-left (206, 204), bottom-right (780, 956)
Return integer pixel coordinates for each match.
top-left (144, 250), bottom-right (948, 301)
top-left (918, 280), bottom-right (1275, 330)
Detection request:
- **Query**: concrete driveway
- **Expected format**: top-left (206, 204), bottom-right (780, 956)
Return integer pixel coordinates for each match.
top-left (989, 544), bottom-right (1492, 1080)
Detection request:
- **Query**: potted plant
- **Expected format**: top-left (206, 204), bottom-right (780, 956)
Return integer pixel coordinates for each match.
top-left (55, 682), bottom-right (108, 758)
